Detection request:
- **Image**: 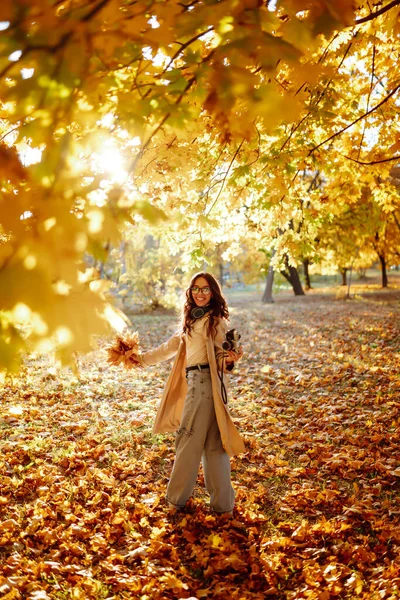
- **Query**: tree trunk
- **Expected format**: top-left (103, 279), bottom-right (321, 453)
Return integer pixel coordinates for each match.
top-left (340, 268), bottom-right (347, 286)
top-left (303, 258), bottom-right (312, 290)
top-left (280, 258), bottom-right (305, 295)
top-left (262, 265), bottom-right (274, 303)
top-left (378, 253), bottom-right (388, 287)
top-left (346, 265), bottom-right (353, 299)
top-left (119, 241), bottom-right (127, 275)
top-left (219, 262), bottom-right (224, 286)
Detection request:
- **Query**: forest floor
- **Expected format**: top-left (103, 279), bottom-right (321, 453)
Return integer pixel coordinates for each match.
top-left (0, 276), bottom-right (399, 600)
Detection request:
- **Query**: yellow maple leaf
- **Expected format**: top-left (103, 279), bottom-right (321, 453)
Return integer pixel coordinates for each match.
top-left (208, 533), bottom-right (223, 548)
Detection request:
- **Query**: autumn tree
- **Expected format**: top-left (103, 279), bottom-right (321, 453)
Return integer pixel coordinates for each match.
top-left (2, 0), bottom-right (400, 371)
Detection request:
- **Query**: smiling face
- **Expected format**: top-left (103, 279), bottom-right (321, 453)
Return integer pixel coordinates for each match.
top-left (191, 275), bottom-right (213, 307)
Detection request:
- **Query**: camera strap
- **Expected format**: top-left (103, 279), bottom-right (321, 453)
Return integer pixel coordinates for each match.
top-left (218, 355), bottom-right (228, 405)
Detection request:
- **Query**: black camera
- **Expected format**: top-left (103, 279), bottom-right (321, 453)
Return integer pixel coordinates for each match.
top-left (222, 329), bottom-right (241, 351)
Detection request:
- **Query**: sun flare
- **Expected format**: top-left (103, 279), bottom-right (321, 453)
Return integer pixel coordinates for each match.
top-left (92, 146), bottom-right (128, 184)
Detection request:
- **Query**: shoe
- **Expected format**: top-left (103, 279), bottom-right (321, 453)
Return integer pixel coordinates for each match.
top-left (167, 501), bottom-right (184, 513)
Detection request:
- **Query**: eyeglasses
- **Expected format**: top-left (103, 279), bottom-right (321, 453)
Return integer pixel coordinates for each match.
top-left (191, 286), bottom-right (211, 295)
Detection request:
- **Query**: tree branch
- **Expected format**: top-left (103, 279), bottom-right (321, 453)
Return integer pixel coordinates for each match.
top-left (280, 38), bottom-right (354, 153)
top-left (0, 125), bottom-right (21, 143)
top-left (127, 74), bottom-right (198, 176)
top-left (358, 44), bottom-right (375, 160)
top-left (392, 211), bottom-right (400, 231)
top-left (127, 45), bottom-right (217, 177)
top-left (308, 83), bottom-right (400, 155)
top-left (307, 170), bottom-right (320, 193)
top-left (205, 139), bottom-right (245, 217)
top-left (162, 26), bottom-right (214, 74)
top-left (355, 0), bottom-right (400, 24)
top-left (0, 0), bottom-right (110, 79)
top-left (342, 153), bottom-right (400, 165)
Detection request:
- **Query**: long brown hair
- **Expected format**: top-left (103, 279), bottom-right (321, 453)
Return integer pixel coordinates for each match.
top-left (182, 272), bottom-right (229, 336)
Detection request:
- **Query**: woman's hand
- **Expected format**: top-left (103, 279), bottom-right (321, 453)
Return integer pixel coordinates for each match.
top-left (225, 346), bottom-right (244, 364)
top-left (127, 353), bottom-right (142, 368)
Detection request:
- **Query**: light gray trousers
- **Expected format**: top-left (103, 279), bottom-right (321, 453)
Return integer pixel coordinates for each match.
top-left (166, 369), bottom-right (235, 513)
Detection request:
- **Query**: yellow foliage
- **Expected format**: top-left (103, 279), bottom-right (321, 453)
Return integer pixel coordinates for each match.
top-left (324, 0), bottom-right (356, 27)
top-left (91, 33), bottom-right (125, 60)
top-left (0, 0), bottom-right (399, 370)
top-left (0, 145), bottom-right (27, 183)
top-left (121, 15), bottom-right (150, 37)
top-left (0, 0), bottom-right (14, 21)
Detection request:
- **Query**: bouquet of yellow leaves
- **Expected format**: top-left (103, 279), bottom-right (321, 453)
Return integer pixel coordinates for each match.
top-left (106, 331), bottom-right (142, 369)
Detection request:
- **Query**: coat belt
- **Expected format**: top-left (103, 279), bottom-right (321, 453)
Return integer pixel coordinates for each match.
top-left (186, 363), bottom-right (210, 373)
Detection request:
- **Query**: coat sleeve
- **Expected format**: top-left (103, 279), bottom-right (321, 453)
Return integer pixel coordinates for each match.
top-left (214, 319), bottom-right (235, 373)
top-left (139, 332), bottom-right (181, 367)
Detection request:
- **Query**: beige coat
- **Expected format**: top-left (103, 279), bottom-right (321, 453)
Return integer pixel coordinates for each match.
top-left (139, 317), bottom-right (245, 457)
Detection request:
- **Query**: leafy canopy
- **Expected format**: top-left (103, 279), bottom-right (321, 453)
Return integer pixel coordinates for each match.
top-left (1, 0), bottom-right (400, 370)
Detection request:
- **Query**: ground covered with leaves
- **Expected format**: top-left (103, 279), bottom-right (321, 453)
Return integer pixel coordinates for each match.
top-left (0, 282), bottom-right (399, 600)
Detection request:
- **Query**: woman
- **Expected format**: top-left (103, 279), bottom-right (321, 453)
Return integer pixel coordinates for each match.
top-left (137, 272), bottom-right (245, 514)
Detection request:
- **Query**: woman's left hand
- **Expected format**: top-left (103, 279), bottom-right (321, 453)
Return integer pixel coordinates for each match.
top-left (225, 347), bottom-right (244, 364)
